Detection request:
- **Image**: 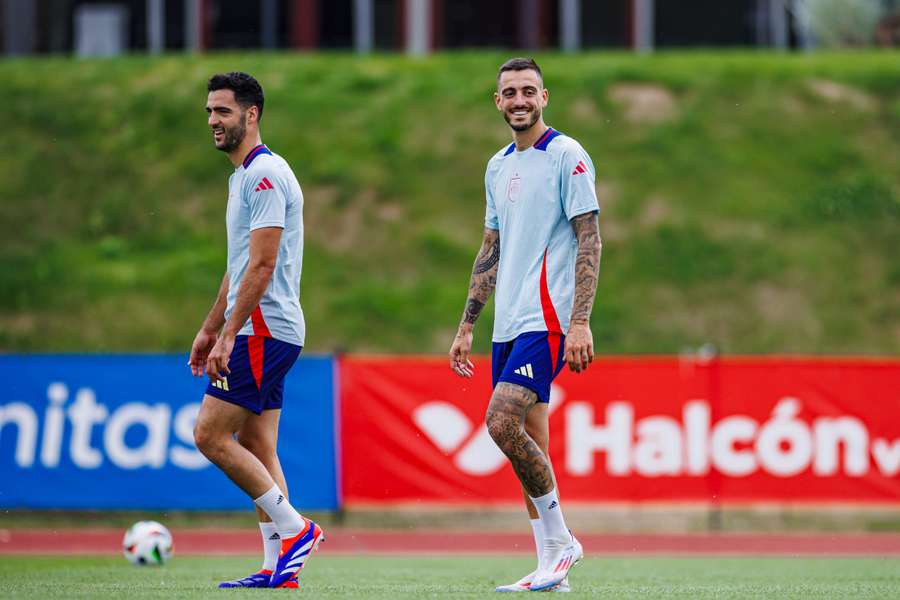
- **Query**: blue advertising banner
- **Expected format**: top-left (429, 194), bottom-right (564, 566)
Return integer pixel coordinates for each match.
top-left (0, 355), bottom-right (338, 510)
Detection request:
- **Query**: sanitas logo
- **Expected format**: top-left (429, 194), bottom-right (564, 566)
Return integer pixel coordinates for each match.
top-left (0, 383), bottom-right (208, 470)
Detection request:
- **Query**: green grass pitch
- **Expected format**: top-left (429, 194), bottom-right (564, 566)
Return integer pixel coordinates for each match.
top-left (2, 555), bottom-right (899, 599)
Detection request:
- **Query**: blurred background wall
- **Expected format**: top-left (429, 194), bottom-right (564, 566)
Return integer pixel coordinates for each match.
top-left (3, 0), bottom-right (899, 57)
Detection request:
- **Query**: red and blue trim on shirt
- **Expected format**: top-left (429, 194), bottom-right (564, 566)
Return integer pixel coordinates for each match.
top-left (501, 127), bottom-right (562, 156)
top-left (533, 127), bottom-right (561, 151)
top-left (242, 144), bottom-right (273, 169)
top-left (540, 247), bottom-right (563, 372)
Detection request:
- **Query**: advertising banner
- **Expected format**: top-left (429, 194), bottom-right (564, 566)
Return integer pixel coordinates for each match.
top-left (0, 355), bottom-right (338, 510)
top-left (340, 356), bottom-right (900, 505)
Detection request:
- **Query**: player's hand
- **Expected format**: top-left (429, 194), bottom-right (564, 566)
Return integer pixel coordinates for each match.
top-left (564, 321), bottom-right (594, 373)
top-left (449, 325), bottom-right (475, 378)
top-left (188, 329), bottom-right (218, 376)
top-left (206, 333), bottom-right (235, 383)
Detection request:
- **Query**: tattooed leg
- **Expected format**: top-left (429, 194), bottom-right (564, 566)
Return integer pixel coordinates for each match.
top-left (486, 382), bottom-right (554, 497)
top-left (522, 403), bottom-right (553, 518)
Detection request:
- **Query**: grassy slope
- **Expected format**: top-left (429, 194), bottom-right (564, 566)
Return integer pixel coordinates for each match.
top-left (1, 51), bottom-right (898, 354)
top-left (2, 555), bottom-right (899, 599)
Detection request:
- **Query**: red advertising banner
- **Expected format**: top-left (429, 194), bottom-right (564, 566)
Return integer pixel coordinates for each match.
top-left (340, 356), bottom-right (900, 505)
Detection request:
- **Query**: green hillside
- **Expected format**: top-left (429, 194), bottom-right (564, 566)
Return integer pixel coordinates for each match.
top-left (2, 51), bottom-right (898, 354)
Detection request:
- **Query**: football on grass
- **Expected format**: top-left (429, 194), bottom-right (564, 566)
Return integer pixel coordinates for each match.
top-left (122, 520), bottom-right (173, 566)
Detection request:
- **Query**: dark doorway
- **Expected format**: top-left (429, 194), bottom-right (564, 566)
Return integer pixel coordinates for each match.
top-left (656, 0), bottom-right (757, 47)
top-left (442, 0), bottom-right (517, 48)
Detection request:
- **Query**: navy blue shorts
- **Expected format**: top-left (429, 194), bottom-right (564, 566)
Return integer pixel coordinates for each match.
top-left (205, 335), bottom-right (302, 414)
top-left (492, 331), bottom-right (566, 403)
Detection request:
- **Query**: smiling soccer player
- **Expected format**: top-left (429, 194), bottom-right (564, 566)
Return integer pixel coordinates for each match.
top-left (188, 72), bottom-right (323, 589)
top-left (449, 58), bottom-right (602, 593)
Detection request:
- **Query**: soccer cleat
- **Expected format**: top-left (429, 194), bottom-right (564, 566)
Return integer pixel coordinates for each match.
top-left (495, 570), bottom-right (570, 592)
top-left (495, 570), bottom-right (536, 592)
top-left (218, 569), bottom-right (272, 588)
top-left (269, 519), bottom-right (325, 588)
top-left (551, 577), bottom-right (571, 593)
top-left (529, 532), bottom-right (583, 592)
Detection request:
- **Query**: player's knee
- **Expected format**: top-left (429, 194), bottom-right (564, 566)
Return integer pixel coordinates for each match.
top-left (485, 410), bottom-right (519, 451)
top-left (486, 418), bottom-right (506, 448)
top-left (193, 420), bottom-right (223, 459)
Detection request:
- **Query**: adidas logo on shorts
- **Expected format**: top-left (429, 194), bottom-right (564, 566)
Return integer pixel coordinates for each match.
top-left (513, 363), bottom-right (534, 379)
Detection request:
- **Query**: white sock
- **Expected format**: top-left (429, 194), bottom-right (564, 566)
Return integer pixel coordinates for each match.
top-left (529, 518), bottom-right (544, 570)
top-left (259, 522), bottom-right (280, 571)
top-left (530, 488), bottom-right (569, 544)
top-left (253, 485), bottom-right (304, 537)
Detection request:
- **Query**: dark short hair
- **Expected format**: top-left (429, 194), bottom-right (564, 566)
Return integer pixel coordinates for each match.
top-left (497, 57), bottom-right (543, 86)
top-left (207, 72), bottom-right (265, 121)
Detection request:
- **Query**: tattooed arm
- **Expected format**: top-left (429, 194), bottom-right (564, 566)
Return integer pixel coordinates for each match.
top-left (449, 227), bottom-right (500, 377)
top-left (564, 211), bottom-right (601, 373)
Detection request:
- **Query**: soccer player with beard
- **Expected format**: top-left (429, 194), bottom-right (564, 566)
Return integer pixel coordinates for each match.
top-left (189, 72), bottom-right (324, 589)
top-left (449, 58), bottom-right (601, 593)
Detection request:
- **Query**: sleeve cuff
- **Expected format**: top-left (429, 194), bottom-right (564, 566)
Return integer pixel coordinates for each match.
top-left (249, 221), bottom-right (285, 231)
top-left (567, 205), bottom-right (599, 221)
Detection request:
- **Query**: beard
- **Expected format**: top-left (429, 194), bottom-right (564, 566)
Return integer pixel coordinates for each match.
top-left (215, 115), bottom-right (247, 153)
top-left (504, 107), bottom-right (541, 132)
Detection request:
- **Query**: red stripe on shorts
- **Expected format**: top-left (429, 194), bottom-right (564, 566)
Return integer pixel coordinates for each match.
top-left (548, 331), bottom-right (562, 374)
top-left (248, 336), bottom-right (265, 390)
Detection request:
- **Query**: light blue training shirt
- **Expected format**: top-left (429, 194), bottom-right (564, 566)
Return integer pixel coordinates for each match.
top-left (225, 144), bottom-right (305, 347)
top-left (484, 128), bottom-right (600, 343)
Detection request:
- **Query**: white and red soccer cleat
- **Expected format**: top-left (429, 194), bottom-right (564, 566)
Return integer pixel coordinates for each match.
top-left (529, 532), bottom-right (583, 592)
top-left (494, 570), bottom-right (570, 592)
